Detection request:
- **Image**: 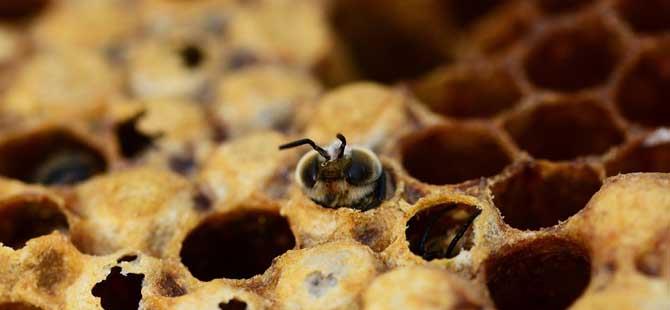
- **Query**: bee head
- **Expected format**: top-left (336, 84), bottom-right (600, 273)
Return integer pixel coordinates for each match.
top-left (279, 134), bottom-right (383, 207)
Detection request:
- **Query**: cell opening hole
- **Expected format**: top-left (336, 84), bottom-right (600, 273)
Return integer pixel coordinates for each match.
top-left (485, 237), bottom-right (591, 310)
top-left (180, 209), bottom-right (295, 280)
top-left (0, 196), bottom-right (68, 249)
top-left (492, 162), bottom-right (601, 230)
top-left (0, 130), bottom-right (107, 185)
top-left (405, 203), bottom-right (481, 260)
top-left (400, 125), bottom-right (513, 185)
top-left (91, 266), bottom-right (144, 310)
top-left (524, 19), bottom-right (623, 91)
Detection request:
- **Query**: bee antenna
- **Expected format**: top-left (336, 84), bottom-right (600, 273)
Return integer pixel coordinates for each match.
top-left (279, 138), bottom-right (331, 160)
top-left (336, 133), bottom-right (347, 159)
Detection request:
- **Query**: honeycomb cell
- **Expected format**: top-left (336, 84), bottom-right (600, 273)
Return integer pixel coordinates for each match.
top-left (411, 64), bottom-right (522, 119)
top-left (400, 124), bottom-right (514, 185)
top-left (303, 83), bottom-right (408, 146)
top-left (92, 266), bottom-right (144, 310)
top-left (0, 196), bottom-right (68, 249)
top-left (0, 0), bottom-right (50, 20)
top-left (179, 44), bottom-right (205, 70)
top-left (485, 237), bottom-right (591, 310)
top-left (328, 0), bottom-right (448, 83)
top-left (117, 255), bottom-right (137, 263)
top-left (218, 299), bottom-right (247, 310)
top-left (273, 241), bottom-right (378, 309)
top-left (615, 0), bottom-right (670, 35)
top-left (524, 18), bottom-right (623, 91)
top-left (615, 43), bottom-right (670, 127)
top-left (227, 0), bottom-right (329, 69)
top-left (503, 97), bottom-right (625, 161)
top-left (213, 65), bottom-right (321, 138)
top-left (0, 129), bottom-right (107, 185)
top-left (467, 1), bottom-right (538, 55)
top-left (180, 209), bottom-right (295, 281)
top-left (634, 229), bottom-right (670, 278)
top-left (157, 272), bottom-right (187, 297)
top-left (0, 303), bottom-right (43, 310)
top-left (536, 0), bottom-right (595, 15)
top-left (572, 174), bottom-right (670, 272)
top-left (405, 203), bottom-right (480, 260)
top-left (606, 129), bottom-right (670, 175)
top-left (492, 162), bottom-right (601, 230)
top-left (442, 0), bottom-right (504, 28)
top-left (116, 112), bottom-right (157, 159)
top-left (127, 39), bottom-right (210, 100)
top-left (363, 266), bottom-right (486, 310)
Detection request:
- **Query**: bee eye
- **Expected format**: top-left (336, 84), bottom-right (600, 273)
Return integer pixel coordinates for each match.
top-left (297, 152), bottom-right (320, 188)
top-left (346, 149), bottom-right (382, 186)
top-left (346, 160), bottom-right (371, 185)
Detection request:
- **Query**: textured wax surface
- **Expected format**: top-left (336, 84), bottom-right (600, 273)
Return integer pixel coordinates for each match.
top-left (0, 1), bottom-right (669, 310)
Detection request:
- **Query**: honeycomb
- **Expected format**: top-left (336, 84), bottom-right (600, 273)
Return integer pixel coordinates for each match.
top-left (0, 0), bottom-right (669, 309)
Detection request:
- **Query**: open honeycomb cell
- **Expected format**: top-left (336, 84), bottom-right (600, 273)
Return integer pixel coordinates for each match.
top-left (0, 1), bottom-right (669, 309)
top-left (503, 97), bottom-right (626, 161)
top-left (485, 236), bottom-right (592, 310)
top-left (605, 128), bottom-right (670, 175)
top-left (0, 129), bottom-right (108, 185)
top-left (491, 161), bottom-right (602, 230)
top-left (180, 208), bottom-right (295, 281)
top-left (615, 0), bottom-right (670, 34)
top-left (464, 1), bottom-right (539, 55)
top-left (524, 16), bottom-right (624, 92)
top-left (615, 40), bottom-right (670, 127)
top-left (0, 195), bottom-right (68, 249)
top-left (411, 62), bottom-right (522, 119)
top-left (400, 123), bottom-right (515, 185)
top-left (326, 0), bottom-right (451, 83)
top-left (405, 203), bottom-right (480, 260)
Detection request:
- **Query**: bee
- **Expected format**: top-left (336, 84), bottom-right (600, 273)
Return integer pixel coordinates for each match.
top-left (279, 134), bottom-right (386, 210)
top-left (417, 208), bottom-right (480, 260)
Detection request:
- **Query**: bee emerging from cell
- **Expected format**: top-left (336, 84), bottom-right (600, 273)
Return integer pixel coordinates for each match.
top-left (418, 208), bottom-right (480, 260)
top-left (279, 134), bottom-right (387, 210)
top-left (406, 203), bottom-right (481, 260)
